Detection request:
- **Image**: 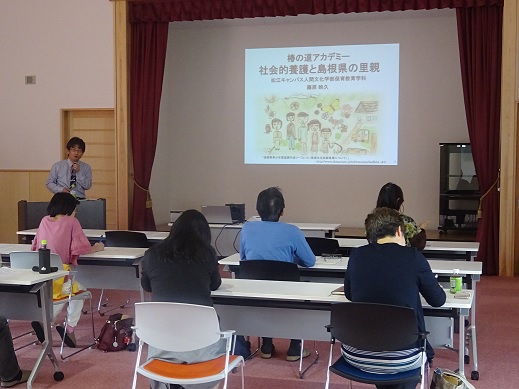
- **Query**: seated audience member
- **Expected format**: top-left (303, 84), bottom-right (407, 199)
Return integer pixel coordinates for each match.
top-left (240, 186), bottom-right (315, 361)
top-left (343, 207), bottom-right (446, 389)
top-left (31, 193), bottom-right (104, 348)
top-left (141, 209), bottom-right (224, 389)
top-left (376, 182), bottom-right (429, 250)
top-left (0, 316), bottom-right (31, 387)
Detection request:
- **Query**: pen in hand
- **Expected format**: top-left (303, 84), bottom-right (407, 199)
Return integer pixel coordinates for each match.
top-left (92, 236), bottom-right (105, 253)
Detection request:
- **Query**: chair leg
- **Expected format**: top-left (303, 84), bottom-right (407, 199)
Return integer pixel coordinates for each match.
top-left (82, 288), bottom-right (108, 315)
top-left (60, 296), bottom-right (96, 361)
top-left (324, 341), bottom-right (335, 389)
top-left (13, 329), bottom-right (39, 352)
top-left (298, 339), bottom-right (319, 379)
top-left (98, 291), bottom-right (131, 317)
top-left (246, 336), bottom-right (260, 360)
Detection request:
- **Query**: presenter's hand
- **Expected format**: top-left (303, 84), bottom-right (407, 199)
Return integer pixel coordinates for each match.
top-left (92, 242), bottom-right (105, 253)
top-left (62, 187), bottom-right (71, 193)
top-left (72, 162), bottom-right (80, 173)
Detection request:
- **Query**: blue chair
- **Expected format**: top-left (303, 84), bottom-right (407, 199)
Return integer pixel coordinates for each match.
top-left (325, 302), bottom-right (428, 389)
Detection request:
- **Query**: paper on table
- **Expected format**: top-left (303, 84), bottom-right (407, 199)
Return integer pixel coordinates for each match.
top-left (317, 256), bottom-right (342, 265)
top-left (331, 286), bottom-right (344, 295)
top-left (453, 290), bottom-right (471, 299)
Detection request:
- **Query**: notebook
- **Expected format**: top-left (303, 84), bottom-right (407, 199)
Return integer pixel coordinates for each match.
top-left (201, 205), bottom-right (235, 225)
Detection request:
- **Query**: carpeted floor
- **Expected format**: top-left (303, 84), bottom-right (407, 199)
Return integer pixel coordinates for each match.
top-left (8, 275), bottom-right (517, 388)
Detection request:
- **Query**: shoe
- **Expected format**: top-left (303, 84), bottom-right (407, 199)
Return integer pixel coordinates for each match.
top-left (286, 347), bottom-right (311, 362)
top-left (1, 370), bottom-right (31, 388)
top-left (56, 326), bottom-right (76, 348)
top-left (31, 321), bottom-right (45, 343)
top-left (260, 343), bottom-right (275, 359)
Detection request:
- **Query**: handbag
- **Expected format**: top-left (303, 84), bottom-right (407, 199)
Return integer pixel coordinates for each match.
top-left (96, 313), bottom-right (133, 352)
top-left (430, 368), bottom-right (476, 389)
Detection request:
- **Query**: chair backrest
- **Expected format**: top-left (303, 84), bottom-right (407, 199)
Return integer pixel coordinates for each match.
top-left (105, 231), bottom-right (149, 248)
top-left (10, 251), bottom-right (64, 270)
top-left (238, 259), bottom-right (300, 282)
top-left (305, 237), bottom-right (340, 256)
top-left (18, 199), bottom-right (107, 231)
top-left (329, 302), bottom-right (419, 351)
top-left (134, 302), bottom-right (221, 352)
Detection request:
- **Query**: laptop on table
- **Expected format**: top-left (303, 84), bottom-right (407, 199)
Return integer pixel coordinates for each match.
top-left (201, 205), bottom-right (236, 225)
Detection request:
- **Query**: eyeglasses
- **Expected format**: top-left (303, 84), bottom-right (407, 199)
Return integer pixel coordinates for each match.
top-left (69, 148), bottom-right (83, 153)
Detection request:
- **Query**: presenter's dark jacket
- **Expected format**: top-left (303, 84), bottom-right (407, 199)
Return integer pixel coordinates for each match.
top-left (344, 243), bottom-right (446, 354)
top-left (140, 245), bottom-right (221, 307)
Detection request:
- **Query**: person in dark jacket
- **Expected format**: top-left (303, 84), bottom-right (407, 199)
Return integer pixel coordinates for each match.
top-left (376, 182), bottom-right (429, 250)
top-left (343, 207), bottom-right (446, 389)
top-left (141, 209), bottom-right (223, 389)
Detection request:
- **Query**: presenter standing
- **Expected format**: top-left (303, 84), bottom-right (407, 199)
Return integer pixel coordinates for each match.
top-left (46, 137), bottom-right (92, 200)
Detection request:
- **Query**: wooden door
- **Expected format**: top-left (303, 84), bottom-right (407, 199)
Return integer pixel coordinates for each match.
top-left (62, 109), bottom-right (117, 230)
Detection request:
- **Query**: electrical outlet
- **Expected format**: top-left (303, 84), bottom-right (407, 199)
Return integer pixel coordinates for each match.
top-left (25, 75), bottom-right (36, 85)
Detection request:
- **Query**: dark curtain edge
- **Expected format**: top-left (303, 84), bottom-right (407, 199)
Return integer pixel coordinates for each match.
top-left (130, 0), bottom-right (504, 23)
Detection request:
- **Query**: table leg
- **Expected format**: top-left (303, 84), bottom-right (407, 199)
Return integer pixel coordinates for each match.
top-left (458, 311), bottom-right (465, 377)
top-left (469, 278), bottom-right (479, 380)
top-left (299, 340), bottom-right (319, 379)
top-left (28, 280), bottom-right (62, 389)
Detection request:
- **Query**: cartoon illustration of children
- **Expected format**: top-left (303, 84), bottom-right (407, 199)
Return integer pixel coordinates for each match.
top-left (308, 119), bottom-right (321, 155)
top-left (297, 112), bottom-right (309, 155)
top-left (320, 127), bottom-right (332, 154)
top-left (265, 124), bottom-right (271, 134)
top-left (272, 118), bottom-right (282, 151)
top-left (286, 112), bottom-right (296, 150)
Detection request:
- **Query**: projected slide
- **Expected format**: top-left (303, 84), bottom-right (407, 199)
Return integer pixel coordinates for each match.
top-left (244, 44), bottom-right (399, 165)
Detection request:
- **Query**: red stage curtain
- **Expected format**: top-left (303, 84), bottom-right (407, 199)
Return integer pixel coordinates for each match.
top-left (129, 21), bottom-right (169, 231)
top-left (456, 6), bottom-right (502, 275)
top-left (130, 0), bottom-right (503, 22)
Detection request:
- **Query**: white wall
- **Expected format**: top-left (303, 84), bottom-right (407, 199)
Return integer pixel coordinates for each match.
top-left (0, 0), bottom-right (114, 169)
top-left (152, 9), bottom-right (468, 228)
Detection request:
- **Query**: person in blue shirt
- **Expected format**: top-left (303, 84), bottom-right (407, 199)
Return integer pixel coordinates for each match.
top-left (240, 186), bottom-right (315, 361)
top-left (240, 187), bottom-right (315, 267)
top-left (46, 137), bottom-right (92, 200)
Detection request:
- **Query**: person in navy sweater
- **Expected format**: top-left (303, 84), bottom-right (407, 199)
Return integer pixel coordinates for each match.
top-left (343, 207), bottom-right (446, 389)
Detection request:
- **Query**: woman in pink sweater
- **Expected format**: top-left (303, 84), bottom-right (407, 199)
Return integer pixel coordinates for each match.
top-left (31, 193), bottom-right (104, 347)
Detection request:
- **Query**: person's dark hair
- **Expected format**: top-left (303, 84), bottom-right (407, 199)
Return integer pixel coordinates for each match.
top-left (47, 192), bottom-right (80, 217)
top-left (256, 186), bottom-right (285, 222)
top-left (376, 182), bottom-right (404, 210)
top-left (154, 209), bottom-right (215, 264)
top-left (66, 137), bottom-right (86, 152)
top-left (365, 207), bottom-right (405, 243)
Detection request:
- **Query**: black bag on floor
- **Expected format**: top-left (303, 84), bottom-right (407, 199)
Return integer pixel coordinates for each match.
top-left (96, 313), bottom-right (133, 352)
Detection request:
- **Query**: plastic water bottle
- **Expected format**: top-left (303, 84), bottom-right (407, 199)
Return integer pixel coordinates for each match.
top-left (38, 240), bottom-right (51, 274)
top-left (449, 269), bottom-right (462, 294)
